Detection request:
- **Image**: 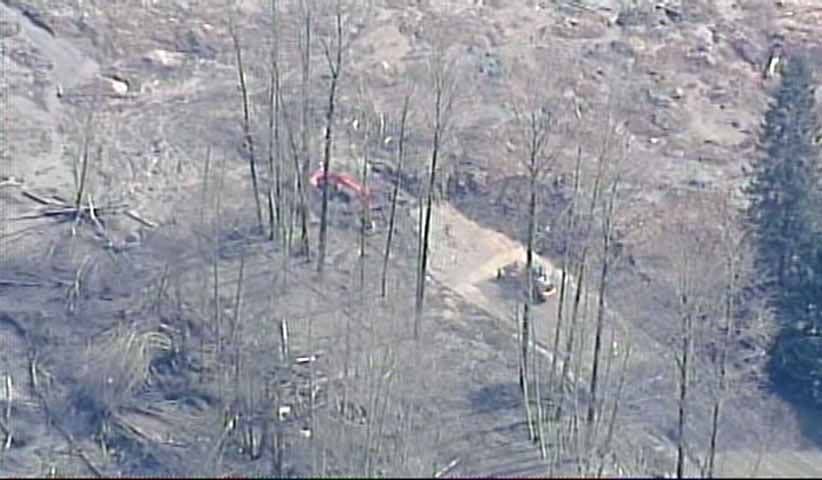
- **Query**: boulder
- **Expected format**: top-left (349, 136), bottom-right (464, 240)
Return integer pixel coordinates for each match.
top-left (142, 49), bottom-right (185, 68)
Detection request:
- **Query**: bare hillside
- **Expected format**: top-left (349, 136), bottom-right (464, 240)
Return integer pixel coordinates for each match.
top-left (2, 0), bottom-right (822, 477)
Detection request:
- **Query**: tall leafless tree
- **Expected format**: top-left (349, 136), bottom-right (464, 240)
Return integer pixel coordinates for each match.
top-left (267, 0), bottom-right (283, 241)
top-left (316, 0), bottom-right (346, 275)
top-left (381, 89), bottom-right (413, 298)
top-left (507, 71), bottom-right (564, 456)
top-left (414, 40), bottom-right (459, 339)
top-left (703, 189), bottom-right (758, 478)
top-left (297, 0), bottom-right (313, 257)
top-left (586, 115), bottom-right (629, 443)
top-left (549, 146), bottom-right (582, 403)
top-left (229, 15), bottom-right (264, 232)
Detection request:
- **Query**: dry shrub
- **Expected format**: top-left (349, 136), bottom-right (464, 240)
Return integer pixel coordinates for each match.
top-left (74, 324), bottom-right (172, 417)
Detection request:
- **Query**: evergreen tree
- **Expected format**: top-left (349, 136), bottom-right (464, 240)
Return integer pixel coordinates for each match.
top-left (747, 55), bottom-right (822, 404)
top-left (747, 56), bottom-right (818, 290)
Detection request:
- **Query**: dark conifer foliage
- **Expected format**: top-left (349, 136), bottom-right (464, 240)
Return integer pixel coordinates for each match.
top-left (748, 55), bottom-right (822, 404)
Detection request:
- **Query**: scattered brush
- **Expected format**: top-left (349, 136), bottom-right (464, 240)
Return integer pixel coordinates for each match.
top-left (75, 324), bottom-right (172, 418)
top-left (110, 401), bottom-right (206, 448)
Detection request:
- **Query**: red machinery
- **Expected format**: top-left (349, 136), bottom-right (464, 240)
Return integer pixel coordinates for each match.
top-left (308, 168), bottom-right (372, 207)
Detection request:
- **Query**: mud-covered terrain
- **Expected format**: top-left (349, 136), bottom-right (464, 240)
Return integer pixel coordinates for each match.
top-left (2, 0), bottom-right (822, 477)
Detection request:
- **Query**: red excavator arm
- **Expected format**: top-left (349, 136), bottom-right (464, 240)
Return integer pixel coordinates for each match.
top-left (309, 168), bottom-right (372, 206)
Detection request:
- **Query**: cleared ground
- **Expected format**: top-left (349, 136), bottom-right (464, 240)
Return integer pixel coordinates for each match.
top-left (3, 0), bottom-right (822, 477)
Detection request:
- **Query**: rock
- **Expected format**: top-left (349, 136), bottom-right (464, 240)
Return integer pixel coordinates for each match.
top-left (671, 87), bottom-right (685, 100)
top-left (104, 75), bottom-right (129, 95)
top-left (143, 49), bottom-right (185, 68)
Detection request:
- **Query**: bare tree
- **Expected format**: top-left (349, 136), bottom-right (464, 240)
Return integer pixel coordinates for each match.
top-left (585, 114), bottom-right (630, 462)
top-left (279, 75), bottom-right (309, 262)
top-left (316, 0), bottom-right (346, 274)
top-left (414, 40), bottom-right (460, 339)
top-left (381, 89), bottom-right (413, 298)
top-left (297, 0), bottom-right (313, 257)
top-left (513, 95), bottom-right (555, 393)
top-left (229, 15), bottom-right (264, 232)
top-left (704, 189), bottom-right (755, 477)
top-left (549, 146), bottom-right (583, 403)
top-left (674, 231), bottom-right (696, 480)
top-left (267, 0), bottom-right (283, 241)
top-left (506, 68), bottom-right (564, 456)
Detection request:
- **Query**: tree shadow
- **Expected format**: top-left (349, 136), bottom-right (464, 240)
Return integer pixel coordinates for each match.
top-left (765, 337), bottom-right (822, 449)
top-left (468, 382), bottom-right (522, 414)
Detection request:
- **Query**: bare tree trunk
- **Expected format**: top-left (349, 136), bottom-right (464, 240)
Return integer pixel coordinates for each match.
top-left (557, 245), bottom-right (587, 423)
top-left (308, 310), bottom-right (317, 474)
top-left (317, 0), bottom-right (344, 275)
top-left (298, 0), bottom-right (313, 257)
top-left (531, 294), bottom-right (548, 460)
top-left (359, 112), bottom-right (370, 282)
top-left (706, 236), bottom-right (738, 478)
top-left (200, 146), bottom-right (212, 226)
top-left (520, 164), bottom-right (537, 394)
top-left (676, 294), bottom-right (693, 480)
top-left (549, 146), bottom-right (582, 406)
top-left (414, 174), bottom-right (425, 338)
top-left (213, 152), bottom-right (228, 357)
top-left (267, 0), bottom-right (283, 240)
top-left (586, 121), bottom-right (625, 446)
top-left (229, 19), bottom-right (264, 231)
top-left (280, 86), bottom-right (307, 258)
top-left (672, 213), bottom-right (704, 480)
top-left (381, 91), bottom-right (412, 298)
top-left (415, 126), bottom-right (440, 340)
top-left (597, 342), bottom-right (632, 477)
top-left (706, 274), bottom-right (736, 478)
top-left (517, 304), bottom-right (536, 442)
top-left (414, 49), bottom-right (457, 339)
top-left (587, 179), bottom-right (615, 428)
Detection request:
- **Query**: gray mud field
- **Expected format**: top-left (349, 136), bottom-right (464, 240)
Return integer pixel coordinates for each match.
top-left (2, 0), bottom-right (822, 478)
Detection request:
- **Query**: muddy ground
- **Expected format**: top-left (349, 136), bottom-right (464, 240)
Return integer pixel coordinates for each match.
top-left (2, 0), bottom-right (822, 477)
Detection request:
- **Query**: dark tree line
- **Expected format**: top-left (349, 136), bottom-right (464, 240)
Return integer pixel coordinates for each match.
top-left (746, 55), bottom-right (822, 405)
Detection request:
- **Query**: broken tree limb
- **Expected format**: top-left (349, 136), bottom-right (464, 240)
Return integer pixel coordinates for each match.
top-left (8, 203), bottom-right (130, 222)
top-left (123, 209), bottom-right (157, 228)
top-left (294, 351), bottom-right (325, 364)
top-left (0, 279), bottom-right (44, 287)
top-left (21, 189), bottom-right (68, 207)
top-left (434, 458), bottom-right (461, 478)
top-left (87, 196), bottom-right (110, 242)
